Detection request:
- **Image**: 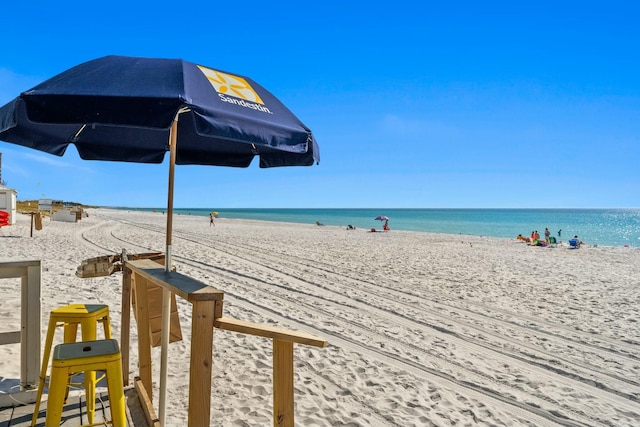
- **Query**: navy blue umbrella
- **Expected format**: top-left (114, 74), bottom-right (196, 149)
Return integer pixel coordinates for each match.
top-left (0, 55), bottom-right (319, 423)
top-left (0, 55), bottom-right (318, 258)
top-left (0, 55), bottom-right (318, 167)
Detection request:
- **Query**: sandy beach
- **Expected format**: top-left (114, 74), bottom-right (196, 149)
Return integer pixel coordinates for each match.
top-left (1, 208), bottom-right (639, 426)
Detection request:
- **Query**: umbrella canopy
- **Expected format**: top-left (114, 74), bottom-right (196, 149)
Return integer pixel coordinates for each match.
top-left (0, 55), bottom-right (319, 425)
top-left (375, 215), bottom-right (389, 221)
top-left (0, 55), bottom-right (319, 255)
top-left (0, 55), bottom-right (319, 167)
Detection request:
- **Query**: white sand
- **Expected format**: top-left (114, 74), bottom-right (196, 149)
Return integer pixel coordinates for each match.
top-left (1, 208), bottom-right (639, 426)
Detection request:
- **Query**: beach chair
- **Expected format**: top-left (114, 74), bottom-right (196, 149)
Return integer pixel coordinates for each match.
top-left (568, 238), bottom-right (580, 249)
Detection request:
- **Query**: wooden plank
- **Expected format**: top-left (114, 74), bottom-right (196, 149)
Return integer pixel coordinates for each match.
top-left (214, 317), bottom-right (327, 348)
top-left (144, 284), bottom-right (183, 347)
top-left (126, 259), bottom-right (224, 302)
top-left (0, 259), bottom-right (41, 273)
top-left (0, 267), bottom-right (29, 279)
top-left (0, 331), bottom-right (20, 345)
top-left (134, 376), bottom-right (161, 427)
top-left (127, 258), bottom-right (183, 349)
top-left (187, 300), bottom-right (217, 427)
top-left (75, 252), bottom-right (164, 278)
top-left (273, 340), bottom-right (294, 427)
top-left (122, 262), bottom-right (132, 386)
top-left (133, 274), bottom-right (153, 400)
top-left (23, 263), bottom-right (41, 389)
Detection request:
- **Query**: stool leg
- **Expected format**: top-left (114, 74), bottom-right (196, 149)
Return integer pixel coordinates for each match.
top-left (63, 322), bottom-right (79, 343)
top-left (80, 318), bottom-right (99, 425)
top-left (31, 317), bottom-right (58, 427)
top-left (106, 359), bottom-right (126, 427)
top-left (102, 313), bottom-right (113, 339)
top-left (44, 366), bottom-right (69, 427)
top-left (61, 322), bottom-right (80, 406)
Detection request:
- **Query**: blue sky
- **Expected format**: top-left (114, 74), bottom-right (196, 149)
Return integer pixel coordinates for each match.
top-left (1, 1), bottom-right (638, 208)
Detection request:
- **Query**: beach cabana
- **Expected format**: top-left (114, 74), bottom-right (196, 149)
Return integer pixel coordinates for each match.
top-left (0, 185), bottom-right (17, 225)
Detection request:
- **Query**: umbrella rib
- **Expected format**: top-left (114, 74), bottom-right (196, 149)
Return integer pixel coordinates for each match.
top-left (72, 124), bottom-right (87, 141)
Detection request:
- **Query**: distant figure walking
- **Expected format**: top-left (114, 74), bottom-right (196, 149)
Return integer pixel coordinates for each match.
top-left (544, 228), bottom-right (550, 243)
top-left (209, 213), bottom-right (215, 226)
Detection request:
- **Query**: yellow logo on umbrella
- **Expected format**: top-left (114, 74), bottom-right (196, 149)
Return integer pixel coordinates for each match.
top-left (197, 65), bottom-right (264, 104)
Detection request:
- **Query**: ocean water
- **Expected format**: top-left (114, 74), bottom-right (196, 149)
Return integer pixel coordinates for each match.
top-left (127, 208), bottom-right (640, 248)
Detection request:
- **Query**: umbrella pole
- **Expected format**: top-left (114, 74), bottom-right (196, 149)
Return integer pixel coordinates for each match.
top-left (166, 118), bottom-right (177, 271)
top-left (159, 115), bottom-right (178, 426)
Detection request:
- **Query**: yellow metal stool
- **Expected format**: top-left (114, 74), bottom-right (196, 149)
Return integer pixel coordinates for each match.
top-left (32, 304), bottom-right (112, 427)
top-left (45, 339), bottom-right (126, 427)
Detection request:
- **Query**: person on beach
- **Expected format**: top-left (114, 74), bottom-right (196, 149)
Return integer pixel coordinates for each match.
top-left (209, 213), bottom-right (215, 226)
top-left (544, 228), bottom-right (550, 243)
top-left (558, 229), bottom-right (562, 237)
top-left (383, 219), bottom-right (390, 231)
top-left (568, 235), bottom-right (581, 248)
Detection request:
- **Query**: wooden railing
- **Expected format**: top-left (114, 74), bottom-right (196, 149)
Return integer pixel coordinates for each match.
top-left (122, 258), bottom-right (327, 427)
top-left (0, 260), bottom-right (41, 408)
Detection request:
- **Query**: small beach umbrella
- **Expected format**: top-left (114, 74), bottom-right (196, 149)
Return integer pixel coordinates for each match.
top-left (375, 215), bottom-right (389, 221)
top-left (0, 55), bottom-right (319, 424)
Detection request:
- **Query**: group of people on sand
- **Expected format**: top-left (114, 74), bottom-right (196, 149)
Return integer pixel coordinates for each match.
top-left (516, 227), bottom-right (581, 247)
top-left (515, 228), bottom-right (552, 245)
top-left (533, 228), bottom-right (553, 245)
top-left (517, 229), bottom-right (550, 244)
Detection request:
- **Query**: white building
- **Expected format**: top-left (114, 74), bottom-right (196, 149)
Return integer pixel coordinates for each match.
top-left (0, 185), bottom-right (18, 225)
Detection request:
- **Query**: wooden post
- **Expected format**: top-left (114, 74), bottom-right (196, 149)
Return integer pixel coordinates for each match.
top-left (121, 252), bottom-right (131, 387)
top-left (187, 300), bottom-right (217, 427)
top-left (122, 259), bottom-right (328, 427)
top-left (134, 274), bottom-right (153, 399)
top-left (23, 261), bottom-right (41, 389)
top-left (0, 260), bottom-right (41, 397)
top-left (213, 317), bottom-right (326, 427)
top-left (125, 259), bottom-right (231, 427)
top-left (273, 340), bottom-right (294, 427)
